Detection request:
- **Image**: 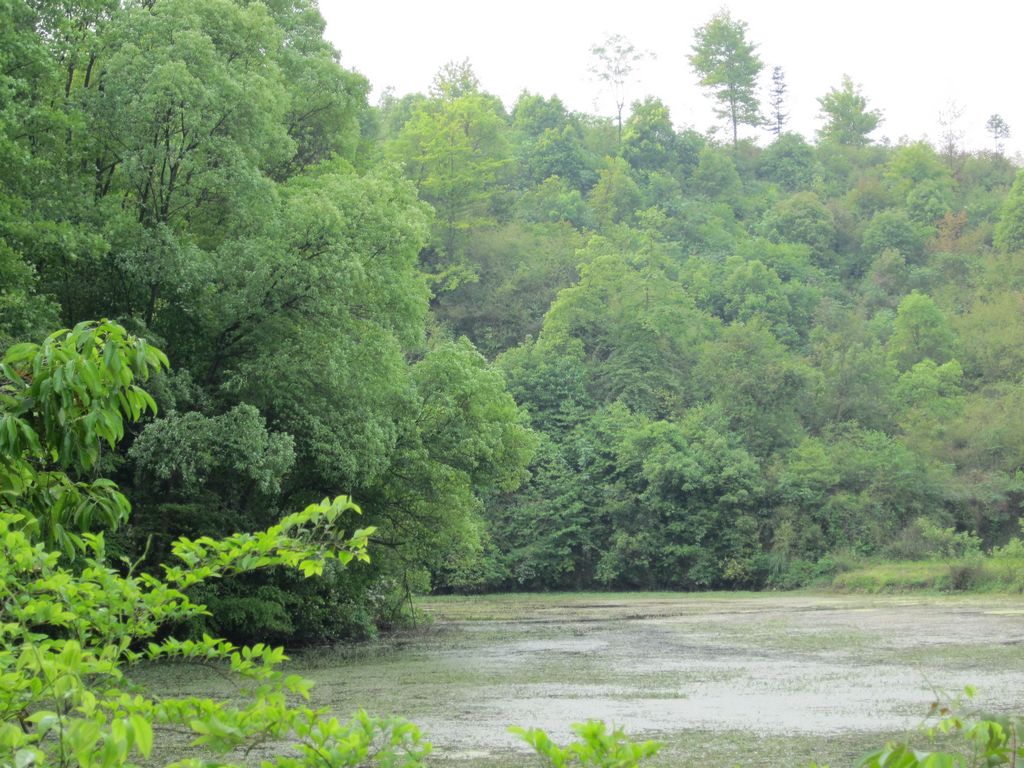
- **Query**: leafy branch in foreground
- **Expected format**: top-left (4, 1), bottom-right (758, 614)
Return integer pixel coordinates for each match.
top-left (802, 688), bottom-right (1023, 768)
top-left (0, 322), bottom-right (428, 767)
top-left (854, 688), bottom-right (1023, 768)
top-left (511, 721), bottom-right (662, 768)
top-left (0, 321), bottom-right (167, 555)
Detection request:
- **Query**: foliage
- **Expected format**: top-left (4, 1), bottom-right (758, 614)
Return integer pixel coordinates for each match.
top-left (589, 34), bottom-right (653, 145)
top-left (888, 292), bottom-right (956, 371)
top-left (817, 75), bottom-right (882, 146)
top-left (855, 689), bottom-right (1023, 768)
top-left (511, 721), bottom-right (662, 768)
top-left (768, 66), bottom-right (789, 137)
top-left (8, 0), bottom-right (1024, 611)
top-left (689, 10), bottom-right (764, 145)
top-left (0, 500), bottom-right (431, 768)
top-left (0, 321), bottom-right (167, 554)
top-left (994, 171), bottom-right (1024, 254)
top-left (0, 321), bottom-right (431, 768)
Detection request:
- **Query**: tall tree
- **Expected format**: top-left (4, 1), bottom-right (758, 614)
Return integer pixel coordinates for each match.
top-left (937, 100), bottom-right (965, 175)
top-left (768, 65), bottom-right (788, 137)
top-left (689, 10), bottom-right (764, 147)
top-left (386, 63), bottom-right (509, 282)
top-left (986, 114), bottom-right (1011, 155)
top-left (589, 33), bottom-right (653, 146)
top-left (817, 75), bottom-right (882, 146)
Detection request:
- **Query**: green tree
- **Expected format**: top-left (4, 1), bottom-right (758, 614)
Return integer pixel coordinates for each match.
top-left (761, 191), bottom-right (836, 265)
top-left (542, 251), bottom-right (715, 417)
top-left (767, 65), bottom-right (788, 137)
top-left (0, 0), bottom-right (62, 344)
top-left (589, 33), bottom-right (653, 145)
top-left (430, 222), bottom-right (583, 356)
top-left (387, 71), bottom-right (509, 278)
top-left (0, 321), bottom-right (166, 554)
top-left (696, 321), bottom-right (812, 457)
top-left (689, 10), bottom-right (764, 146)
top-left (690, 145), bottom-right (742, 203)
top-left (757, 132), bottom-right (816, 190)
top-left (809, 313), bottom-right (896, 431)
top-left (888, 291), bottom-right (956, 371)
top-left (883, 142), bottom-right (955, 223)
top-left (0, 321), bottom-right (430, 768)
top-left (599, 407), bottom-right (764, 589)
top-left (621, 97), bottom-right (678, 176)
top-left (994, 170), bottom-right (1024, 253)
top-left (862, 209), bottom-right (928, 263)
top-left (986, 113), bottom-right (1011, 154)
top-left (817, 75), bottom-right (882, 146)
top-left (588, 157), bottom-right (643, 228)
top-left (511, 93), bottom-right (590, 189)
top-left (954, 289), bottom-right (1024, 381)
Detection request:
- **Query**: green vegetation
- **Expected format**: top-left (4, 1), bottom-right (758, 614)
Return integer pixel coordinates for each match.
top-left (511, 722), bottom-right (662, 768)
top-left (3, 0), bottom-right (1024, 763)
top-left (0, 323), bottom-right (430, 767)
top-left (5, 0), bottom-right (1022, 613)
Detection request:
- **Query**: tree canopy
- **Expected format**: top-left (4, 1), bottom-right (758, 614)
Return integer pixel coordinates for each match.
top-left (689, 10), bottom-right (764, 146)
top-left (3, 0), bottom-right (1024, 627)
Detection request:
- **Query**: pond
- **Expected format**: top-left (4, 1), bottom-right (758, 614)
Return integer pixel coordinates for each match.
top-left (140, 592), bottom-right (1024, 766)
top-left (292, 592), bottom-right (1024, 766)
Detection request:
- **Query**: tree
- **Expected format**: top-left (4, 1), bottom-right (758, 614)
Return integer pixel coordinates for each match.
top-left (690, 145), bottom-right (742, 202)
top-left (7, 0), bottom-right (537, 642)
top-left (937, 101), bottom-right (965, 175)
top-left (0, 322), bottom-right (166, 553)
top-left (541, 251), bottom-right (715, 418)
top-left (761, 191), bottom-right (836, 265)
top-left (689, 10), bottom-right (764, 147)
top-left (597, 407), bottom-right (764, 589)
top-left (510, 92), bottom-right (591, 189)
top-left (589, 33), bottom-right (653, 146)
top-left (621, 97), bottom-right (678, 175)
top-left (817, 75), bottom-right (882, 146)
top-left (696, 321), bottom-right (812, 457)
top-left (0, 321), bottom-right (430, 767)
top-left (994, 170), bottom-right (1024, 253)
top-left (862, 209), bottom-right (928, 263)
top-left (986, 113), bottom-right (1011, 154)
top-left (758, 132), bottom-right (815, 190)
top-left (429, 58), bottom-right (479, 101)
top-left (588, 157), bottom-right (643, 228)
top-left (387, 68), bottom-right (509, 276)
top-left (888, 291), bottom-right (956, 371)
top-left (768, 65), bottom-right (788, 137)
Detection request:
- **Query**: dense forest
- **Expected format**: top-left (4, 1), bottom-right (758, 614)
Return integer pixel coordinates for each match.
top-left (3, 0), bottom-right (1024, 648)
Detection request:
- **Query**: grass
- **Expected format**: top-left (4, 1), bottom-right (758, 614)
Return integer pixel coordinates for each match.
top-left (829, 554), bottom-right (1024, 593)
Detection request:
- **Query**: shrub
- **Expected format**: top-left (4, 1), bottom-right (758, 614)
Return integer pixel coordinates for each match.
top-left (511, 721), bottom-right (662, 768)
top-left (0, 323), bottom-right (429, 767)
top-left (854, 688), bottom-right (1023, 768)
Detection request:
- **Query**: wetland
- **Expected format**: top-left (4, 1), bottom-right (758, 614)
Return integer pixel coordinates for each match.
top-left (143, 592), bottom-right (1024, 766)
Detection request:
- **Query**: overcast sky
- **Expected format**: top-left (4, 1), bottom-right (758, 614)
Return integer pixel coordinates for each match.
top-left (321, 0), bottom-right (1024, 159)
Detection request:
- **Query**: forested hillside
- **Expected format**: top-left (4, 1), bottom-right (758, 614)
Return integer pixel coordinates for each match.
top-left (374, 23), bottom-right (1024, 592)
top-left (2, 0), bottom-right (1023, 642)
top-left (0, 0), bottom-right (535, 643)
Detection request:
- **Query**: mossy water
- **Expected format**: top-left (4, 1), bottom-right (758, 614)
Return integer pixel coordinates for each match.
top-left (141, 592), bottom-right (1024, 766)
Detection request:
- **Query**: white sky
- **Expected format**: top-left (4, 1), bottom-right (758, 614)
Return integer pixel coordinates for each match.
top-left (321, 0), bottom-right (1024, 159)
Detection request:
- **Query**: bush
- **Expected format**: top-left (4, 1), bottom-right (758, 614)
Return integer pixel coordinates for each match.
top-left (0, 324), bottom-right (429, 767)
top-left (511, 721), bottom-right (662, 768)
top-left (853, 688), bottom-right (1023, 768)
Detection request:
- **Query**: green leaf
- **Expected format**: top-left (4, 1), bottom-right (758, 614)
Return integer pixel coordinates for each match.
top-left (130, 714), bottom-right (153, 757)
